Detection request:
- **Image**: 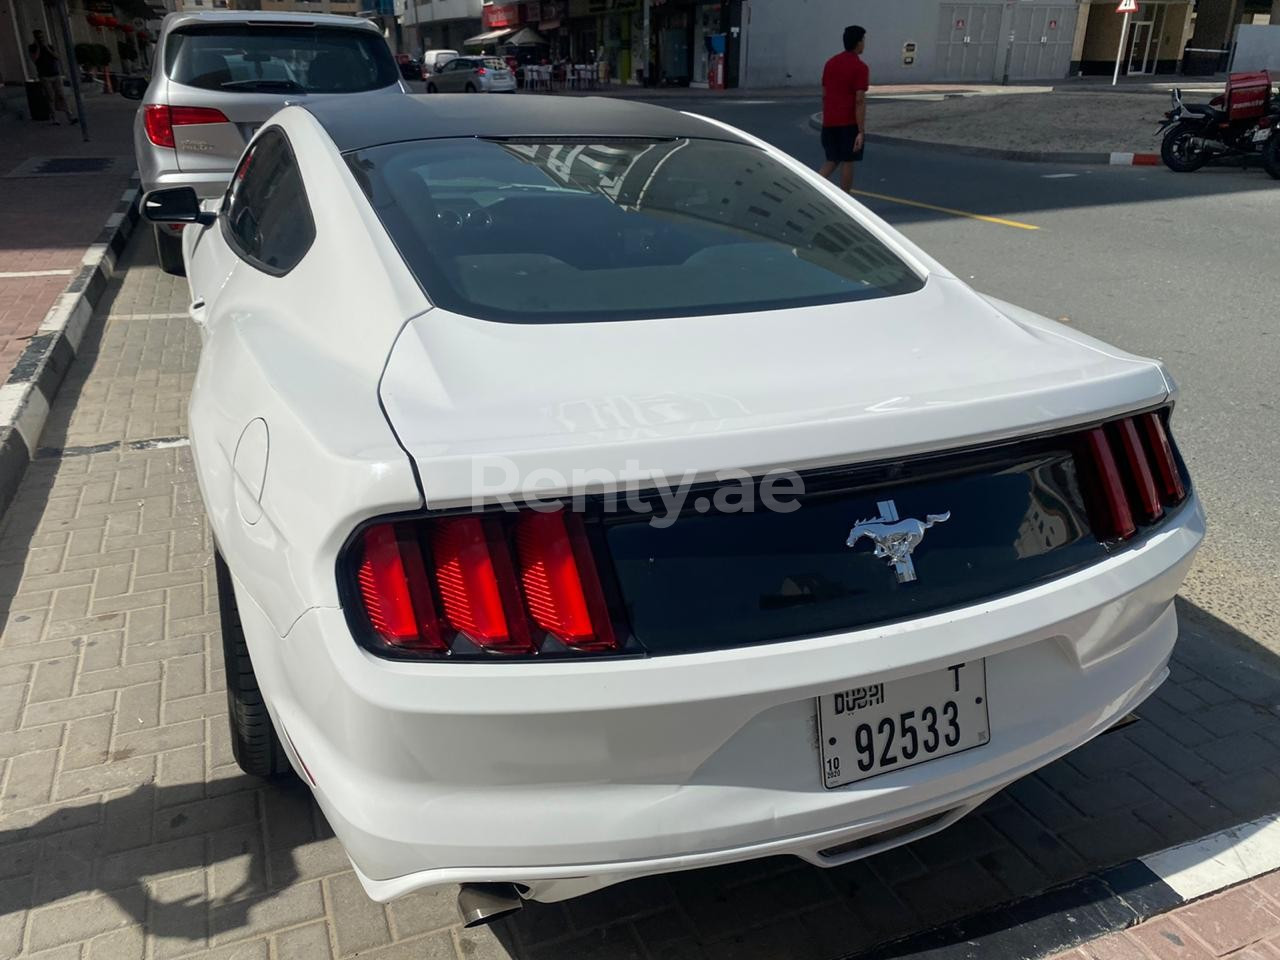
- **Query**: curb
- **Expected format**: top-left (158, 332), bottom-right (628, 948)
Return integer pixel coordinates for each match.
top-left (0, 178), bottom-right (142, 516)
top-left (845, 811), bottom-right (1280, 960)
top-left (807, 113), bottom-right (1160, 165)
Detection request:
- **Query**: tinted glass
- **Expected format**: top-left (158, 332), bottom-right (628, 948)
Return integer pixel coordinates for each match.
top-left (348, 138), bottom-right (924, 323)
top-left (223, 130), bottom-right (315, 274)
top-left (165, 25), bottom-right (398, 94)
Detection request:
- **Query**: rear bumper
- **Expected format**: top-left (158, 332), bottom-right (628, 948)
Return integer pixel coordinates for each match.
top-left (238, 496), bottom-right (1203, 902)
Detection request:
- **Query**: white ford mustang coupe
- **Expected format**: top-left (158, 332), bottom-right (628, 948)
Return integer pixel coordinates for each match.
top-left (141, 96), bottom-right (1204, 924)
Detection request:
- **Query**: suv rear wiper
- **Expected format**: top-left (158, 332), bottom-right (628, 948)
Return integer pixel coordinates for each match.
top-left (220, 78), bottom-right (307, 93)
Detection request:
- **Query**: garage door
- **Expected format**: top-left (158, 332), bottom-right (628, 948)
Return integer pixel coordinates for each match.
top-left (1005, 4), bottom-right (1077, 79)
top-left (935, 3), bottom-right (1006, 81)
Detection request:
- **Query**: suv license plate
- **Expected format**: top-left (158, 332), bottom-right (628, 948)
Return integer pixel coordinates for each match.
top-left (817, 661), bottom-right (990, 788)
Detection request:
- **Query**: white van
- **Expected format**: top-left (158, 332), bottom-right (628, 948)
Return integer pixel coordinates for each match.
top-left (420, 49), bottom-right (459, 81)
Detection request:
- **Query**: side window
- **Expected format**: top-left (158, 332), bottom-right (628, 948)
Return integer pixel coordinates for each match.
top-left (222, 129), bottom-right (316, 275)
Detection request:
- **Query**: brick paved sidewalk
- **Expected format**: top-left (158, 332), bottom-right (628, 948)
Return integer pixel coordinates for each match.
top-left (1054, 871), bottom-right (1280, 960)
top-left (0, 93), bottom-right (136, 384)
top-left (1, 227), bottom-right (1279, 960)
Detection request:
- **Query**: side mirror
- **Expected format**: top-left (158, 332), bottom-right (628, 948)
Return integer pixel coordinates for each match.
top-left (142, 187), bottom-right (215, 226)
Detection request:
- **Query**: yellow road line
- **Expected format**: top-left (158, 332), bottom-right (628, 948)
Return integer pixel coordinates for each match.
top-left (849, 188), bottom-right (1040, 231)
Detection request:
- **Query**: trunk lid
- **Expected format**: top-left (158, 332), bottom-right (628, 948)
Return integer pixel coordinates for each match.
top-left (379, 276), bottom-right (1169, 509)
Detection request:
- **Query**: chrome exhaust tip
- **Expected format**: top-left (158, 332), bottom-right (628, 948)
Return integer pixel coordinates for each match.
top-left (457, 883), bottom-right (524, 928)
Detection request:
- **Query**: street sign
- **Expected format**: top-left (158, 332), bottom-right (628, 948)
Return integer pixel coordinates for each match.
top-left (1116, 0), bottom-right (1137, 12)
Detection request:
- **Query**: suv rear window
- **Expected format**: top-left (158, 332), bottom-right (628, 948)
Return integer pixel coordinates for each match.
top-left (348, 137), bottom-right (925, 323)
top-left (165, 25), bottom-right (399, 94)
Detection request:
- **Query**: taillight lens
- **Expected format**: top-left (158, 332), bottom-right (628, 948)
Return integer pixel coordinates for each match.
top-left (475, 66), bottom-right (487, 75)
top-left (356, 524), bottom-right (445, 652)
top-left (515, 511), bottom-right (616, 652)
top-left (1078, 409), bottom-right (1188, 543)
top-left (1137, 412), bottom-right (1187, 505)
top-left (350, 509), bottom-right (618, 659)
top-left (142, 104), bottom-right (230, 148)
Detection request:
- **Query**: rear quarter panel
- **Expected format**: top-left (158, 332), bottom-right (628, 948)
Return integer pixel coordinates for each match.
top-left (189, 108), bottom-right (429, 636)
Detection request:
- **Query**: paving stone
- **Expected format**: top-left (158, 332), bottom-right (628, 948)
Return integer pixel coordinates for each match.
top-left (327, 870), bottom-right (393, 955)
top-left (2, 748), bottom-right (59, 811)
top-left (273, 920), bottom-right (334, 960)
top-left (1172, 885), bottom-right (1280, 955)
top-left (86, 923), bottom-right (147, 959)
top-left (26, 887), bottom-right (147, 952)
top-left (1127, 919), bottom-right (1216, 959)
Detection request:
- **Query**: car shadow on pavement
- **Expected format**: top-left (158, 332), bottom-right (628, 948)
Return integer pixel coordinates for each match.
top-left (0, 777), bottom-right (325, 948)
top-left (484, 596), bottom-right (1280, 960)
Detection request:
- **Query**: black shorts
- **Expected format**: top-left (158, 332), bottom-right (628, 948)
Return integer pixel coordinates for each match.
top-left (821, 124), bottom-right (864, 163)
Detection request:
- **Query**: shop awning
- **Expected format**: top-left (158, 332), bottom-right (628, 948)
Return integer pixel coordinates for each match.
top-left (506, 27), bottom-right (548, 46)
top-left (464, 28), bottom-right (514, 47)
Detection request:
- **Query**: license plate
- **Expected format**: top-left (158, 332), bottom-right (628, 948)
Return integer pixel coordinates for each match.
top-left (817, 661), bottom-right (990, 788)
top-left (1254, 128), bottom-right (1270, 143)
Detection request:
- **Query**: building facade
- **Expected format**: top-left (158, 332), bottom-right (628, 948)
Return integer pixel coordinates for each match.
top-left (401, 0), bottom-right (481, 54)
top-left (738, 0), bottom-right (1267, 87)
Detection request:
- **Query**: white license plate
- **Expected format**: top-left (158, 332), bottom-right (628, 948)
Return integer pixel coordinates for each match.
top-left (1253, 128), bottom-right (1270, 143)
top-left (817, 661), bottom-right (990, 788)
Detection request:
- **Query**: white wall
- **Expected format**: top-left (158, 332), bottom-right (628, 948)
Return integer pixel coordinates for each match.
top-left (404, 0), bottom-right (481, 26)
top-left (1231, 23), bottom-right (1280, 72)
top-left (743, 0), bottom-right (943, 88)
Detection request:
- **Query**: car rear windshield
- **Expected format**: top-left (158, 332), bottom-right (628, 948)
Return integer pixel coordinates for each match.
top-left (165, 25), bottom-right (399, 94)
top-left (347, 137), bottom-right (925, 323)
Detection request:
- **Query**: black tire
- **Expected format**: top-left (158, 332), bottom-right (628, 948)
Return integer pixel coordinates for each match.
top-left (1263, 133), bottom-right (1280, 181)
top-left (426, 82), bottom-right (437, 93)
top-left (1161, 122), bottom-right (1208, 172)
top-left (215, 551), bottom-right (294, 780)
top-left (465, 82), bottom-right (477, 93)
top-left (154, 224), bottom-right (185, 277)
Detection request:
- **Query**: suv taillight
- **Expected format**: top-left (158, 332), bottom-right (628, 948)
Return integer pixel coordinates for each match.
top-left (348, 509), bottom-right (619, 659)
top-left (143, 104), bottom-right (230, 148)
top-left (1077, 409), bottom-right (1188, 542)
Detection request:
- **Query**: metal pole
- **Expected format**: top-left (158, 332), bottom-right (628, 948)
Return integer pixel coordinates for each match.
top-left (641, 0), bottom-right (649, 86)
top-left (55, 0), bottom-right (88, 140)
top-left (1112, 10), bottom-right (1130, 86)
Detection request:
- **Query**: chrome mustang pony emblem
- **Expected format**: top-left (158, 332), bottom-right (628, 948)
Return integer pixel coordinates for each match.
top-left (846, 500), bottom-right (951, 584)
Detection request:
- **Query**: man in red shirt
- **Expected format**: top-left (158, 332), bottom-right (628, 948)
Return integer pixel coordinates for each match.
top-left (818, 25), bottom-right (869, 192)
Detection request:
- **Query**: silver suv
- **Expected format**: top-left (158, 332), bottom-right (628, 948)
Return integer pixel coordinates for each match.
top-left (132, 11), bottom-right (406, 273)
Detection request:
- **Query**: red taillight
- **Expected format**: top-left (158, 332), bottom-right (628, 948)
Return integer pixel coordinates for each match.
top-left (516, 511), bottom-right (617, 652)
top-left (1112, 418), bottom-right (1163, 523)
top-left (142, 104), bottom-right (230, 148)
top-left (475, 66), bottom-right (487, 75)
top-left (431, 517), bottom-right (532, 654)
top-left (1078, 410), bottom-right (1188, 543)
top-left (1137, 412), bottom-right (1187, 505)
top-left (351, 510), bottom-right (616, 659)
top-left (1081, 427), bottom-right (1137, 541)
top-left (356, 524), bottom-right (445, 652)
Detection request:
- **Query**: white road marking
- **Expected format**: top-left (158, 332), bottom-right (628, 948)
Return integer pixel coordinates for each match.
top-left (1041, 173), bottom-right (1079, 179)
top-left (0, 269), bottom-right (74, 278)
top-left (1142, 812), bottom-right (1280, 900)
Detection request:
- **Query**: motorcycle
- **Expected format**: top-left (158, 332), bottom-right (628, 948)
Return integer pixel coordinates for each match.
top-left (1158, 70), bottom-right (1278, 173)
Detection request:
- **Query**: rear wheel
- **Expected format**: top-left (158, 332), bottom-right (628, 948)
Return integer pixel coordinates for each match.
top-left (154, 225), bottom-right (185, 277)
top-left (215, 551), bottom-right (293, 780)
top-left (1161, 122), bottom-right (1208, 172)
top-left (465, 82), bottom-right (477, 93)
top-left (1263, 132), bottom-right (1280, 180)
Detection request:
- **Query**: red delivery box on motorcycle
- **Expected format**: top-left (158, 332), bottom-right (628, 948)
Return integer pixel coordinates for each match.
top-left (1224, 70), bottom-right (1272, 121)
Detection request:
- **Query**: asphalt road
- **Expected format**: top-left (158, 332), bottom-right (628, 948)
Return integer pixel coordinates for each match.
top-left (671, 95), bottom-right (1280, 659)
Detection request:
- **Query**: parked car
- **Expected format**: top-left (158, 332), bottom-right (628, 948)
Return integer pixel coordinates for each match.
top-left (419, 48), bottom-right (457, 81)
top-left (129, 10), bottom-right (407, 274)
top-left (394, 53), bottom-right (421, 83)
top-left (140, 95), bottom-right (1203, 926)
top-left (424, 56), bottom-right (515, 93)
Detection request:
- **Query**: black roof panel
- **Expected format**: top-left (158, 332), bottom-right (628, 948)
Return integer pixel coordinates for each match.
top-left (303, 94), bottom-right (751, 152)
